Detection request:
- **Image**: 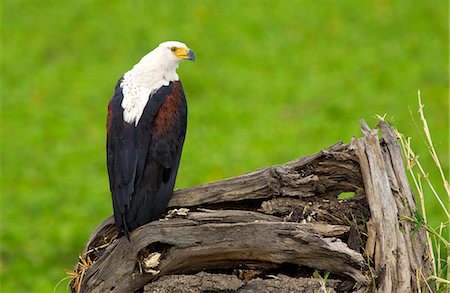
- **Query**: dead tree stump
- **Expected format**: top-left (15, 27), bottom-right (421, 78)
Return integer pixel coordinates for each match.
top-left (71, 120), bottom-right (431, 293)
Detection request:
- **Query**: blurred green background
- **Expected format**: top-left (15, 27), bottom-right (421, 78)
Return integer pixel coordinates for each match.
top-left (1, 0), bottom-right (448, 291)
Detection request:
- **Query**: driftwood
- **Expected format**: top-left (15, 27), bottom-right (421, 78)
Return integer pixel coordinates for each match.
top-left (71, 120), bottom-right (431, 293)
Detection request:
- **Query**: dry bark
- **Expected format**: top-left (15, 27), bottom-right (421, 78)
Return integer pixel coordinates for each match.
top-left (350, 120), bottom-right (431, 293)
top-left (71, 121), bottom-right (431, 293)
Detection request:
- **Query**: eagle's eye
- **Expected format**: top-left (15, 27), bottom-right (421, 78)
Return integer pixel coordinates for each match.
top-left (170, 47), bottom-right (177, 52)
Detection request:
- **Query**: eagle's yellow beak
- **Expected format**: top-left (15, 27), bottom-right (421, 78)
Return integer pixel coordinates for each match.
top-left (174, 47), bottom-right (195, 61)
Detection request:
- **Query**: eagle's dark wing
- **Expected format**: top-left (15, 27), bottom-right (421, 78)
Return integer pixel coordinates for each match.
top-left (107, 79), bottom-right (187, 237)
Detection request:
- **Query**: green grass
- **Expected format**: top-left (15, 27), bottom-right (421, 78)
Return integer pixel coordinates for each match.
top-left (1, 0), bottom-right (448, 291)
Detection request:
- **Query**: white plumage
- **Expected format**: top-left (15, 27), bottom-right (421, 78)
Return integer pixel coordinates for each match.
top-left (120, 41), bottom-right (190, 126)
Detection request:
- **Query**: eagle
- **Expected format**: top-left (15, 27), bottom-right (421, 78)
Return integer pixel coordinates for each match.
top-left (106, 41), bottom-right (195, 237)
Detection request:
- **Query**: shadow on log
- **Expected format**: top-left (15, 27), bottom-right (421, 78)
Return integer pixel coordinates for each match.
top-left (71, 120), bottom-right (431, 293)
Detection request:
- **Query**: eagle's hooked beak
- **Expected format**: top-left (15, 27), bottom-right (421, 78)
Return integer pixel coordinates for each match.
top-left (186, 49), bottom-right (195, 61)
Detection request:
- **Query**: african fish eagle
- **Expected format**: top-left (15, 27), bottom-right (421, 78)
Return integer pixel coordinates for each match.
top-left (106, 41), bottom-right (195, 237)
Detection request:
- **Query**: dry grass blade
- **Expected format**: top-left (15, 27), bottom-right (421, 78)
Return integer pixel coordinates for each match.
top-left (397, 133), bottom-right (437, 279)
top-left (396, 131), bottom-right (449, 219)
top-left (395, 92), bottom-right (449, 292)
top-left (70, 255), bottom-right (93, 293)
top-left (428, 276), bottom-right (450, 285)
top-left (53, 275), bottom-right (73, 293)
top-left (437, 223), bottom-right (443, 278)
top-left (417, 90), bottom-right (450, 199)
top-left (68, 236), bottom-right (116, 292)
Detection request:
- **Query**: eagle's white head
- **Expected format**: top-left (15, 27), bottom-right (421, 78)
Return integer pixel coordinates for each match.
top-left (120, 41), bottom-right (195, 125)
top-left (136, 41), bottom-right (195, 80)
top-left (155, 41), bottom-right (196, 65)
top-left (127, 41), bottom-right (195, 85)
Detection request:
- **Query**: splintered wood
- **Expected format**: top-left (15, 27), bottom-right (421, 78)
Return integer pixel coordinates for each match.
top-left (72, 121), bottom-right (431, 293)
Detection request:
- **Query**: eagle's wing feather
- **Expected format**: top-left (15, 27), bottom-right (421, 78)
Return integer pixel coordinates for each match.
top-left (107, 79), bottom-right (186, 236)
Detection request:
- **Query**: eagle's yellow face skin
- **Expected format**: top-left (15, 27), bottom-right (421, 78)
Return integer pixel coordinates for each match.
top-left (171, 46), bottom-right (192, 60)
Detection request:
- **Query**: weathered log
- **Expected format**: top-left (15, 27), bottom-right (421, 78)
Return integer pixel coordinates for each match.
top-left (168, 141), bottom-right (362, 207)
top-left (71, 120), bottom-right (431, 293)
top-left (350, 120), bottom-right (431, 292)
